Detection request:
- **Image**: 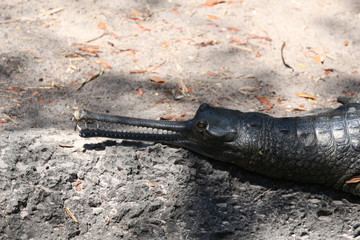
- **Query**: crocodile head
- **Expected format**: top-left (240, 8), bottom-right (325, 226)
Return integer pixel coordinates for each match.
top-left (74, 103), bottom-right (239, 158)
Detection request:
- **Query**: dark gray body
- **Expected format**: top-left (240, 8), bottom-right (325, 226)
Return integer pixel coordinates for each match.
top-left (75, 100), bottom-right (360, 196)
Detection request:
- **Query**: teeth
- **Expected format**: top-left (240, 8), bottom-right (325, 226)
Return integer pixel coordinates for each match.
top-left (78, 120), bottom-right (178, 135)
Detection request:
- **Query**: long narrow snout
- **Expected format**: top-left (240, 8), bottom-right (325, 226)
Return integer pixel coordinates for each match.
top-left (74, 109), bottom-right (189, 142)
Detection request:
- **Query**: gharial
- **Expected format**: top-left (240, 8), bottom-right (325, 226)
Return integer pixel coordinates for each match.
top-left (74, 97), bottom-right (360, 196)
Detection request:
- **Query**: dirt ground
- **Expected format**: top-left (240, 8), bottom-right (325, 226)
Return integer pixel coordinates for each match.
top-left (1, 0), bottom-right (360, 239)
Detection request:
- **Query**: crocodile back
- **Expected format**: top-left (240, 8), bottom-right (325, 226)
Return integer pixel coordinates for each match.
top-left (228, 103), bottom-right (360, 195)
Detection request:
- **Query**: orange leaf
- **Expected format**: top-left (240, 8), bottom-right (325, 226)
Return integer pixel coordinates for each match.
top-left (256, 96), bottom-right (271, 105)
top-left (276, 97), bottom-right (282, 104)
top-left (295, 93), bottom-right (316, 100)
top-left (313, 55), bottom-right (323, 63)
top-left (132, 58), bottom-right (139, 63)
top-left (73, 180), bottom-right (82, 186)
top-left (38, 97), bottom-right (45, 102)
top-left (203, 0), bottom-right (224, 7)
top-left (0, 119), bottom-right (7, 124)
top-left (256, 96), bottom-right (274, 111)
top-left (79, 46), bottom-right (100, 55)
top-left (96, 60), bottom-right (112, 69)
top-left (97, 22), bottom-right (107, 30)
top-left (344, 40), bottom-right (349, 46)
top-left (227, 26), bottom-right (239, 31)
top-left (207, 14), bottom-right (218, 19)
top-left (130, 70), bottom-right (147, 74)
top-left (137, 24), bottom-right (151, 31)
top-left (172, 8), bottom-right (179, 14)
top-left (150, 76), bottom-right (167, 83)
top-left (346, 176), bottom-right (360, 184)
top-left (136, 88), bottom-right (144, 96)
top-left (130, 10), bottom-right (141, 16)
top-left (161, 41), bottom-right (169, 47)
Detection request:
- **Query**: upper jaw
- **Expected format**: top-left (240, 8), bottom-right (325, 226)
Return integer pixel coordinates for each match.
top-left (74, 109), bottom-right (190, 143)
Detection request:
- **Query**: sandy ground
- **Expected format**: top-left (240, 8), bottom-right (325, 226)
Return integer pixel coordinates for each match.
top-left (1, 0), bottom-right (360, 239)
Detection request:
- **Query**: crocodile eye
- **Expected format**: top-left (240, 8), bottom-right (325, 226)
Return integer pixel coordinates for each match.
top-left (195, 121), bottom-right (207, 132)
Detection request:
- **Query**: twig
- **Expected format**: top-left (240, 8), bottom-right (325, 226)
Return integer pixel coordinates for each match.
top-left (0, 17), bottom-right (34, 24)
top-left (64, 207), bottom-right (78, 223)
top-left (254, 189), bottom-right (272, 202)
top-left (0, 19), bottom-right (20, 24)
top-left (76, 69), bottom-right (105, 91)
top-left (40, 8), bottom-right (65, 17)
top-left (86, 32), bottom-right (106, 43)
top-left (231, 44), bottom-right (253, 52)
top-left (281, 42), bottom-right (294, 71)
top-left (3, 114), bottom-right (18, 124)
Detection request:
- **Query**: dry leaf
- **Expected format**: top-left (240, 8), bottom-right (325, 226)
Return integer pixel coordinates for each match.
top-left (256, 96), bottom-right (274, 111)
top-left (38, 98), bottom-right (45, 102)
top-left (130, 70), bottom-right (147, 74)
top-left (344, 40), bottom-right (349, 46)
top-left (130, 10), bottom-right (141, 16)
top-left (255, 51), bottom-right (261, 58)
top-left (230, 37), bottom-right (247, 45)
top-left (197, 40), bottom-right (217, 47)
top-left (64, 207), bottom-right (78, 223)
top-left (150, 76), bottom-right (166, 83)
top-left (32, 91), bottom-right (40, 96)
top-left (79, 46), bottom-right (100, 56)
top-left (207, 71), bottom-right (218, 76)
top-left (0, 119), bottom-right (7, 124)
top-left (227, 27), bottom-right (240, 31)
top-left (97, 22), bottom-right (107, 30)
top-left (295, 93), bottom-right (317, 100)
top-left (172, 8), bottom-right (179, 14)
top-left (313, 55), bottom-right (324, 64)
top-left (96, 60), bottom-right (112, 69)
top-left (342, 91), bottom-right (356, 96)
top-left (247, 33), bottom-right (272, 41)
top-left (73, 180), bottom-right (82, 186)
top-left (277, 98), bottom-right (283, 104)
top-left (203, 0), bottom-right (225, 7)
top-left (137, 24), bottom-right (151, 31)
top-left (161, 41), bottom-right (169, 47)
top-left (136, 88), bottom-right (144, 96)
top-left (7, 86), bottom-right (24, 91)
top-left (58, 142), bottom-right (74, 148)
top-left (207, 15), bottom-right (218, 19)
top-left (346, 176), bottom-right (360, 184)
top-left (323, 68), bottom-right (335, 75)
top-left (160, 114), bottom-right (176, 120)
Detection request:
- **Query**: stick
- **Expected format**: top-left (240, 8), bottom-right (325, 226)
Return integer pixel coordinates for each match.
top-left (3, 114), bottom-right (18, 124)
top-left (281, 42), bottom-right (294, 71)
top-left (76, 69), bottom-right (105, 91)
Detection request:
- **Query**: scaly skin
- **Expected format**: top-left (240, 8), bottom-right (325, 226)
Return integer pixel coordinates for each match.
top-left (74, 99), bottom-right (360, 196)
